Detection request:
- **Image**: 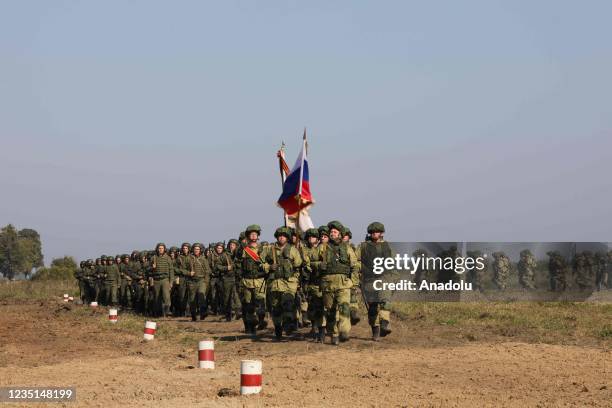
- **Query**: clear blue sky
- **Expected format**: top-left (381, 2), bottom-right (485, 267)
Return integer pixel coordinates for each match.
top-left (1, 1), bottom-right (611, 263)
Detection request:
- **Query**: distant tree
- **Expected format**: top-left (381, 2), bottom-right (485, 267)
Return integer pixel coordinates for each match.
top-left (32, 256), bottom-right (77, 281)
top-left (0, 225), bottom-right (27, 280)
top-left (17, 228), bottom-right (44, 278)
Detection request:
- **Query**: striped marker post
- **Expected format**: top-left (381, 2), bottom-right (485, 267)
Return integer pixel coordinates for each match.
top-left (198, 340), bottom-right (215, 369)
top-left (143, 321), bottom-right (156, 341)
top-left (68, 296), bottom-right (74, 302)
top-left (240, 360), bottom-right (262, 395)
top-left (90, 301), bottom-right (98, 308)
top-left (63, 294), bottom-right (69, 302)
top-left (108, 308), bottom-right (118, 323)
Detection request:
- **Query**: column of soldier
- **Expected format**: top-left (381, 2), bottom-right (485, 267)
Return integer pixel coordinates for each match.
top-left (74, 221), bottom-right (394, 344)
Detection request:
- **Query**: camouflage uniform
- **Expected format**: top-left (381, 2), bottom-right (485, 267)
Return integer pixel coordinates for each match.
top-left (344, 228), bottom-right (362, 326)
top-left (238, 225), bottom-right (268, 335)
top-left (208, 248), bottom-right (224, 315)
top-left (492, 252), bottom-right (511, 290)
top-left (517, 249), bottom-right (537, 290)
top-left (150, 243), bottom-right (174, 317)
top-left (119, 255), bottom-right (132, 308)
top-left (186, 243), bottom-right (211, 321)
top-left (572, 252), bottom-right (590, 290)
top-left (76, 262), bottom-right (86, 302)
top-left (94, 257), bottom-right (105, 303)
top-left (547, 251), bottom-right (567, 291)
top-left (103, 258), bottom-right (120, 306)
top-left (301, 228), bottom-right (326, 341)
top-left (583, 251), bottom-right (596, 290)
top-left (82, 260), bottom-right (97, 303)
top-left (211, 243), bottom-right (239, 322)
top-left (594, 252), bottom-right (608, 291)
top-left (360, 222), bottom-right (394, 341)
top-left (261, 228), bottom-right (303, 339)
top-left (466, 250), bottom-right (486, 292)
top-left (319, 221), bottom-right (358, 344)
top-left (226, 240), bottom-right (242, 320)
top-left (174, 244), bottom-right (191, 317)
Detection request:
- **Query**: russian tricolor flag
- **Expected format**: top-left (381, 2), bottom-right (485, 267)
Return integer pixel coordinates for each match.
top-left (277, 135), bottom-right (313, 216)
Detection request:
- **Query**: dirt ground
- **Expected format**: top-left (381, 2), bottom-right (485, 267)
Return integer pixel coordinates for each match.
top-left (0, 299), bottom-right (609, 407)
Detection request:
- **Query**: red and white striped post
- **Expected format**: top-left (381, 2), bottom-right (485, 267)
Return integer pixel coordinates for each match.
top-left (240, 360), bottom-right (262, 395)
top-left (143, 321), bottom-right (156, 341)
top-left (68, 296), bottom-right (74, 302)
top-left (63, 294), bottom-right (69, 302)
top-left (198, 340), bottom-right (215, 369)
top-left (90, 301), bottom-right (98, 308)
top-left (108, 308), bottom-right (118, 323)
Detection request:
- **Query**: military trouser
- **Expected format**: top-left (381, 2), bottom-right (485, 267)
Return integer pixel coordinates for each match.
top-left (595, 270), bottom-right (608, 291)
top-left (367, 302), bottom-right (391, 327)
top-left (174, 277), bottom-right (187, 316)
top-left (119, 280), bottom-right (132, 308)
top-left (208, 277), bottom-right (223, 314)
top-left (306, 283), bottom-right (325, 329)
top-left (222, 278), bottom-right (240, 320)
top-left (518, 272), bottom-right (535, 290)
top-left (152, 278), bottom-right (171, 316)
top-left (94, 281), bottom-right (102, 303)
top-left (550, 271), bottom-right (567, 292)
top-left (186, 278), bottom-right (209, 318)
top-left (78, 280), bottom-right (86, 302)
top-left (132, 282), bottom-right (146, 314)
top-left (239, 278), bottom-right (267, 330)
top-left (103, 282), bottom-right (119, 306)
top-left (493, 270), bottom-right (509, 290)
top-left (320, 274), bottom-right (352, 338)
top-left (268, 277), bottom-right (299, 331)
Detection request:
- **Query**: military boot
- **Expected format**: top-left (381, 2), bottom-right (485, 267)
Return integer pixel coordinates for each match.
top-left (339, 332), bottom-right (350, 343)
top-left (350, 309), bottom-right (361, 325)
top-left (380, 320), bottom-right (392, 337)
top-left (274, 326), bottom-right (283, 340)
top-left (316, 327), bottom-right (325, 343)
top-left (191, 311), bottom-right (197, 322)
top-left (372, 326), bottom-right (381, 342)
top-left (256, 315), bottom-right (268, 330)
top-left (331, 336), bottom-right (340, 346)
top-left (162, 305), bottom-right (170, 318)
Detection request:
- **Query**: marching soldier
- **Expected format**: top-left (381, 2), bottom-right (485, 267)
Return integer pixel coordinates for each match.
top-left (517, 249), bottom-right (537, 290)
top-left (149, 243), bottom-right (173, 317)
top-left (301, 228), bottom-right (326, 342)
top-left (211, 242), bottom-right (235, 321)
top-left (261, 227), bottom-right (302, 339)
top-left (103, 255), bottom-right (120, 306)
top-left (174, 243), bottom-right (191, 317)
top-left (492, 252), bottom-right (511, 290)
top-left (238, 225), bottom-right (268, 335)
top-left (465, 250), bottom-right (486, 292)
top-left (360, 222), bottom-right (394, 341)
top-left (226, 239), bottom-right (242, 320)
top-left (186, 243), bottom-right (211, 321)
top-left (208, 244), bottom-right (224, 316)
top-left (547, 251), bottom-right (567, 291)
top-left (319, 221), bottom-right (358, 345)
top-left (94, 257), bottom-right (105, 303)
top-left (343, 228), bottom-right (361, 326)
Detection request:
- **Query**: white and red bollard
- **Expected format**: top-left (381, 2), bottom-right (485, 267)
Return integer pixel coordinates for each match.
top-left (108, 308), bottom-right (118, 323)
top-left (198, 340), bottom-right (215, 369)
top-left (63, 294), bottom-right (69, 302)
top-left (68, 296), bottom-right (74, 302)
top-left (143, 321), bottom-right (156, 341)
top-left (240, 360), bottom-right (262, 395)
top-left (90, 301), bottom-right (98, 308)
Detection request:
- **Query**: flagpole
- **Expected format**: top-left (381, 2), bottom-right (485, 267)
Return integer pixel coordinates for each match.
top-left (278, 141), bottom-right (290, 227)
top-left (296, 129), bottom-right (307, 240)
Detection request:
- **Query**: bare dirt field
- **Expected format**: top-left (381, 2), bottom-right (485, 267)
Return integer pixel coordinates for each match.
top-left (0, 298), bottom-right (610, 407)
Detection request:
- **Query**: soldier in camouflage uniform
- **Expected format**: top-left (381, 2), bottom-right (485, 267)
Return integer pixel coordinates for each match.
top-left (103, 255), bottom-right (120, 306)
top-left (127, 251), bottom-right (144, 314)
top-left (319, 221), bottom-right (358, 345)
top-left (261, 227), bottom-right (302, 339)
top-left (594, 252), bottom-right (607, 291)
top-left (118, 254), bottom-right (132, 308)
top-left (547, 251), bottom-right (567, 291)
top-left (466, 250), bottom-right (486, 292)
top-left (301, 228), bottom-right (326, 341)
top-left (583, 251), bottom-right (596, 290)
top-left (81, 259), bottom-right (96, 303)
top-left (174, 243), bottom-right (191, 317)
top-left (149, 243), bottom-right (174, 317)
top-left (186, 243), bottom-right (211, 321)
top-left (167, 246), bottom-right (179, 315)
top-left (76, 262), bottom-right (86, 302)
top-left (226, 239), bottom-right (242, 320)
top-left (238, 225), bottom-right (268, 335)
top-left (517, 249), bottom-right (537, 290)
top-left (492, 252), bottom-right (511, 290)
top-left (94, 257), bottom-right (105, 303)
top-left (211, 242), bottom-right (236, 321)
top-left (360, 222), bottom-right (394, 341)
top-left (572, 252), bottom-right (590, 291)
top-left (343, 228), bottom-right (361, 326)
top-left (208, 244), bottom-right (225, 316)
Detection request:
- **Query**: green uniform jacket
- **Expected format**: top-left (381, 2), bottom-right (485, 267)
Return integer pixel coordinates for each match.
top-left (150, 253), bottom-right (174, 280)
top-left (262, 243), bottom-right (302, 292)
top-left (213, 251), bottom-right (236, 280)
top-left (188, 254), bottom-right (211, 280)
top-left (104, 264), bottom-right (121, 284)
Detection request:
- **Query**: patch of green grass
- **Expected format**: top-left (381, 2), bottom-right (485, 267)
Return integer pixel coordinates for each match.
top-left (0, 279), bottom-right (78, 300)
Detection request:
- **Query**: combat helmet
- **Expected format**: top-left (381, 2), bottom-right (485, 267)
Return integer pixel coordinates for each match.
top-left (245, 225), bottom-right (261, 235)
top-left (367, 222), bottom-right (385, 234)
top-left (274, 227), bottom-right (292, 239)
